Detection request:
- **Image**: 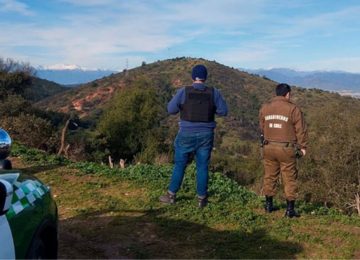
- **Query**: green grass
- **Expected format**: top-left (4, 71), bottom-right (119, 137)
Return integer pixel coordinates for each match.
top-left (10, 144), bottom-right (360, 259)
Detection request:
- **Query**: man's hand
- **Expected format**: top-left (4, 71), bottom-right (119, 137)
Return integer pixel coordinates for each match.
top-left (301, 149), bottom-right (306, 157)
top-left (295, 147), bottom-right (306, 158)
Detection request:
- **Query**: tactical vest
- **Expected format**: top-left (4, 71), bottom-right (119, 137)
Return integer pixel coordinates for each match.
top-left (180, 86), bottom-right (216, 122)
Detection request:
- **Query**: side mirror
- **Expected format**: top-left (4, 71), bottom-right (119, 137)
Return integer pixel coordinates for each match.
top-left (0, 128), bottom-right (11, 161)
top-left (0, 179), bottom-right (13, 216)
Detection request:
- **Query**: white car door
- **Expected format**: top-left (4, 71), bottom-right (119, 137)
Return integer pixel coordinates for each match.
top-left (0, 178), bottom-right (15, 259)
top-left (0, 215), bottom-right (16, 259)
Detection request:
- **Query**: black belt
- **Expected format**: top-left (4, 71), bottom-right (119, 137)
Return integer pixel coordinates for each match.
top-left (266, 141), bottom-right (295, 147)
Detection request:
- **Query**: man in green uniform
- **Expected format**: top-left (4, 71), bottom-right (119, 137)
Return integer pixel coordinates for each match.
top-left (259, 83), bottom-right (308, 218)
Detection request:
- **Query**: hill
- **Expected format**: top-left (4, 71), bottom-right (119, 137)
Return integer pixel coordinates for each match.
top-left (11, 145), bottom-right (360, 259)
top-left (244, 68), bottom-right (360, 96)
top-left (35, 57), bottom-right (360, 214)
top-left (24, 77), bottom-right (68, 102)
top-left (38, 57), bottom-right (358, 122)
top-left (37, 57), bottom-right (267, 121)
top-left (35, 57), bottom-right (303, 142)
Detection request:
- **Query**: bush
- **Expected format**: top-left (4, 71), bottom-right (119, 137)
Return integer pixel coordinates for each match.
top-left (97, 79), bottom-right (165, 161)
top-left (299, 101), bottom-right (360, 213)
top-left (2, 113), bottom-right (57, 150)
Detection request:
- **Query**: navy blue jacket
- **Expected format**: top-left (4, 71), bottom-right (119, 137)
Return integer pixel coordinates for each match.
top-left (167, 83), bottom-right (228, 132)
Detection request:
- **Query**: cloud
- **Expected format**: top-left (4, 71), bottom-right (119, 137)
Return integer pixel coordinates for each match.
top-left (162, 0), bottom-right (266, 27)
top-left (1, 1), bottom-right (360, 72)
top-left (265, 5), bottom-right (360, 39)
top-left (58, 0), bottom-right (267, 35)
top-left (0, 17), bottom-right (182, 69)
top-left (58, 0), bottom-right (119, 6)
top-left (50, 0), bottom-right (267, 64)
top-left (0, 0), bottom-right (34, 16)
top-left (0, 1), bottom-right (270, 69)
top-left (213, 44), bottom-right (274, 67)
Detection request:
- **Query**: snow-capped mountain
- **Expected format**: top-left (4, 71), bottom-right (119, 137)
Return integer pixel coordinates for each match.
top-left (36, 64), bottom-right (117, 85)
top-left (40, 64), bottom-right (83, 70)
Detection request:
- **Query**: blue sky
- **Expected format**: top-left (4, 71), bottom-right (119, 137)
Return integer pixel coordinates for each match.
top-left (1, 0), bottom-right (360, 72)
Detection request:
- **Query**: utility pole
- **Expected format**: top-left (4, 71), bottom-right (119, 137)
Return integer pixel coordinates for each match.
top-left (125, 58), bottom-right (129, 76)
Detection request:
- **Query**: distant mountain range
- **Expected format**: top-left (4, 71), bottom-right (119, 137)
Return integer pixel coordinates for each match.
top-left (242, 68), bottom-right (360, 97)
top-left (36, 65), bottom-right (117, 85)
top-left (35, 64), bottom-right (360, 98)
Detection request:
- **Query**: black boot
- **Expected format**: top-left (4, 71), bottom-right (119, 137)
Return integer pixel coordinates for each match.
top-left (264, 196), bottom-right (274, 213)
top-left (285, 200), bottom-right (300, 218)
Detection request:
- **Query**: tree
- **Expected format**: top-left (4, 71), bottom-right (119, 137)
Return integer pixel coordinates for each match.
top-left (97, 79), bottom-right (164, 161)
top-left (0, 57), bottom-right (34, 98)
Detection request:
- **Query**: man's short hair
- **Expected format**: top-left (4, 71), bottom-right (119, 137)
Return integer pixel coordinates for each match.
top-left (276, 83), bottom-right (291, 96)
top-left (192, 64), bottom-right (208, 81)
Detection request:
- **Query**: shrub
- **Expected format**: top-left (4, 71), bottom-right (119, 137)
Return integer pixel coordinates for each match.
top-left (97, 78), bottom-right (165, 161)
top-left (299, 101), bottom-right (360, 213)
top-left (2, 113), bottom-right (56, 150)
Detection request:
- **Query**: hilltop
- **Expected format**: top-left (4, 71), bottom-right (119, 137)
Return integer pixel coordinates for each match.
top-left (37, 57), bottom-right (270, 119)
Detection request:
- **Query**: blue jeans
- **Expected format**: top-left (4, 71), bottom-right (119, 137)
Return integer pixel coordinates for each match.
top-left (168, 131), bottom-right (214, 197)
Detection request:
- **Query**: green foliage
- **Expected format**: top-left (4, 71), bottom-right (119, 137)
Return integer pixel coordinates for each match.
top-left (97, 79), bottom-right (165, 161)
top-left (0, 57), bottom-right (66, 101)
top-left (211, 137), bottom-right (263, 186)
top-left (0, 71), bottom-right (30, 95)
top-left (2, 113), bottom-right (56, 149)
top-left (0, 94), bottom-right (61, 152)
top-left (21, 146), bottom-right (359, 259)
top-left (134, 125), bottom-right (172, 164)
top-left (0, 67), bottom-right (32, 98)
top-left (23, 77), bottom-right (66, 102)
top-left (70, 159), bottom-right (356, 218)
top-left (64, 129), bottom-right (109, 162)
top-left (11, 143), bottom-right (70, 166)
top-left (70, 161), bottom-right (264, 227)
top-left (0, 94), bottom-right (30, 117)
top-left (71, 161), bottom-right (115, 175)
top-left (10, 140), bottom-right (360, 222)
top-left (0, 58), bottom-right (69, 153)
top-left (298, 100), bottom-right (360, 213)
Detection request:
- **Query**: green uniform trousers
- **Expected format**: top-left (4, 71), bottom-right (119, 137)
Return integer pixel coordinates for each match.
top-left (262, 144), bottom-right (298, 201)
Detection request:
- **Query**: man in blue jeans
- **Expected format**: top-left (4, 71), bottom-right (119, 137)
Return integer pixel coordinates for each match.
top-left (159, 64), bottom-right (228, 208)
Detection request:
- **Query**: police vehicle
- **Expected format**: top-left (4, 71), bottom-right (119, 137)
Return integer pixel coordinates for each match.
top-left (0, 129), bottom-right (58, 259)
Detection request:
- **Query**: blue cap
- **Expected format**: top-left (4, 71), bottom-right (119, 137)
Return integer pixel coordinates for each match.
top-left (191, 64), bottom-right (207, 81)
